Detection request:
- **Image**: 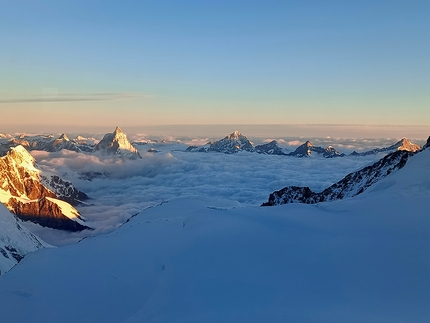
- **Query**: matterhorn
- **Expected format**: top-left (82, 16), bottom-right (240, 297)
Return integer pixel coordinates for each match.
top-left (93, 126), bottom-right (142, 159)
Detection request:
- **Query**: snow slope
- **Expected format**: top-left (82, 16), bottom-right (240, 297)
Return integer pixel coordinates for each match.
top-left (0, 149), bottom-right (429, 322)
top-left (0, 204), bottom-right (48, 275)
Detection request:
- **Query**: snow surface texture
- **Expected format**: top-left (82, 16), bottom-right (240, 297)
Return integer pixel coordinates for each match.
top-left (0, 149), bottom-right (429, 322)
top-left (0, 203), bottom-right (48, 275)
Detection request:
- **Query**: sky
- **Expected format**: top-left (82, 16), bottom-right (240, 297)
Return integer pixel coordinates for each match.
top-left (1, 1), bottom-right (429, 133)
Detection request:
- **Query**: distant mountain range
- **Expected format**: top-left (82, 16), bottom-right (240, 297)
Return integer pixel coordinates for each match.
top-left (262, 136), bottom-right (430, 206)
top-left (186, 131), bottom-right (421, 157)
top-left (0, 127), bottom-right (141, 160)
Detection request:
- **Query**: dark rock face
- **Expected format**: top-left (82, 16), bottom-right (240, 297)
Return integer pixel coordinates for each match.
top-left (40, 175), bottom-right (88, 206)
top-left (263, 150), bottom-right (413, 206)
top-left (9, 197), bottom-right (90, 231)
top-left (255, 141), bottom-right (287, 155)
top-left (186, 131), bottom-right (254, 154)
top-left (423, 136), bottom-right (430, 150)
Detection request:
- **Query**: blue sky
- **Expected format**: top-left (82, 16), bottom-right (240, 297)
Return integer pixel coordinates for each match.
top-left (1, 1), bottom-right (429, 131)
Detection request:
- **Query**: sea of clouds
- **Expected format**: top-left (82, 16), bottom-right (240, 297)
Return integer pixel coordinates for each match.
top-left (28, 136), bottom-right (391, 245)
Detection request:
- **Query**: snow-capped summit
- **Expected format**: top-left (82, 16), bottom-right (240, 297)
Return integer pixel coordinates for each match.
top-left (57, 133), bottom-right (69, 141)
top-left (226, 130), bottom-right (241, 140)
top-left (186, 131), bottom-right (254, 154)
top-left (351, 137), bottom-right (421, 156)
top-left (0, 146), bottom-right (90, 231)
top-left (93, 126), bottom-right (142, 159)
top-left (396, 138), bottom-right (421, 152)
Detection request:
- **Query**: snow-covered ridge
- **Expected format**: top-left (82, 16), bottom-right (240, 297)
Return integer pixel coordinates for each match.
top-left (0, 203), bottom-right (48, 276)
top-left (262, 143), bottom-right (424, 206)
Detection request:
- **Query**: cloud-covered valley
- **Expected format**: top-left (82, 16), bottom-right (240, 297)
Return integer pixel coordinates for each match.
top-left (29, 142), bottom-right (384, 245)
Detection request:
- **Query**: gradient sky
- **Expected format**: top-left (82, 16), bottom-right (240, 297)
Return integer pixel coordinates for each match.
top-left (1, 1), bottom-right (429, 131)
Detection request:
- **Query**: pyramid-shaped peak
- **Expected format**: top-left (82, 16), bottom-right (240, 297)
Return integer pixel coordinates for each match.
top-left (304, 141), bottom-right (313, 147)
top-left (58, 133), bottom-right (69, 141)
top-left (395, 138), bottom-right (420, 152)
top-left (114, 126), bottom-right (123, 134)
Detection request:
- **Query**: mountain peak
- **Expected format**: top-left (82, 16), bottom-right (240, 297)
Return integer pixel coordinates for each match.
top-left (7, 145), bottom-right (35, 167)
top-left (227, 131), bottom-right (242, 140)
top-left (396, 138), bottom-right (420, 152)
top-left (93, 127), bottom-right (141, 159)
top-left (58, 133), bottom-right (69, 141)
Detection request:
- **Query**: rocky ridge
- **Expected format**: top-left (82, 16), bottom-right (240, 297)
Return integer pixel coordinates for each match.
top-left (0, 146), bottom-right (90, 231)
top-left (262, 147), bottom-right (420, 206)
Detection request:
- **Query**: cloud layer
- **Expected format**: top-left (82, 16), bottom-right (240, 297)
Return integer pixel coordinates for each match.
top-left (30, 142), bottom-right (383, 245)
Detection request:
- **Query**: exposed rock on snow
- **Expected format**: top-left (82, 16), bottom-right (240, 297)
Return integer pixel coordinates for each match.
top-left (40, 175), bottom-right (89, 205)
top-left (93, 126), bottom-right (142, 159)
top-left (186, 131), bottom-right (254, 154)
top-left (0, 146), bottom-right (90, 231)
